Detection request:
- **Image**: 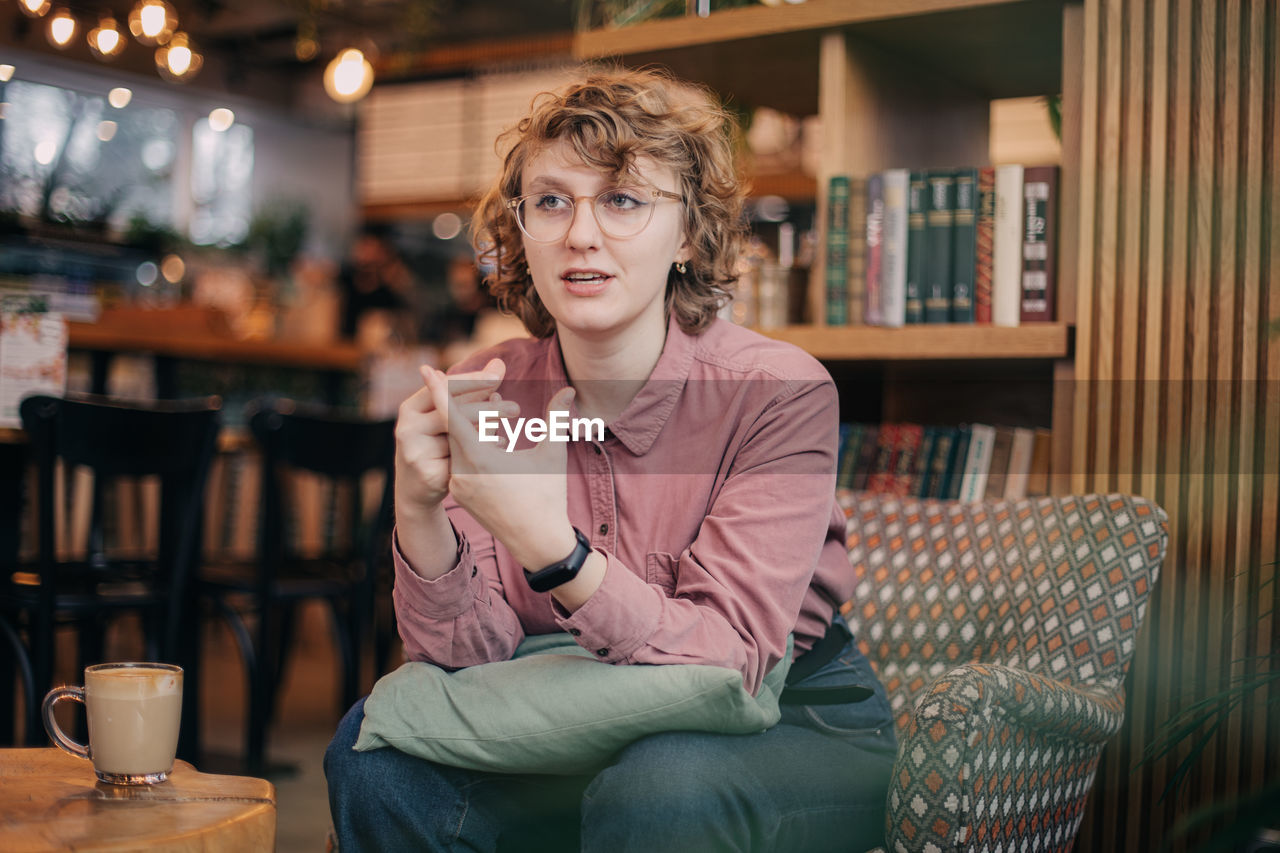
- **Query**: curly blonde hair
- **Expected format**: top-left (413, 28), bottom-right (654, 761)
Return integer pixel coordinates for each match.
top-left (471, 66), bottom-right (747, 338)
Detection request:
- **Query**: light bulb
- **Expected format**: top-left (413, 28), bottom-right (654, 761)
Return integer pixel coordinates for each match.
top-left (47, 8), bottom-right (77, 48)
top-left (129, 0), bottom-right (176, 46)
top-left (89, 16), bottom-right (125, 59)
top-left (155, 32), bottom-right (202, 82)
top-left (323, 48), bottom-right (374, 104)
top-left (0, 65), bottom-right (14, 83)
top-left (108, 87), bottom-right (132, 108)
top-left (207, 107), bottom-right (234, 132)
top-left (19, 0), bottom-right (51, 18)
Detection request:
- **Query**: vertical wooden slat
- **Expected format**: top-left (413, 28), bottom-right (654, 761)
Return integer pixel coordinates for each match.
top-left (1094, 0), bottom-right (1124, 496)
top-left (1071, 0), bottom-right (1101, 497)
top-left (1116, 0), bottom-right (1145, 496)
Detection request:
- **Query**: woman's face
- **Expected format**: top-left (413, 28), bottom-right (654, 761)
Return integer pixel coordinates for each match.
top-left (518, 139), bottom-right (689, 345)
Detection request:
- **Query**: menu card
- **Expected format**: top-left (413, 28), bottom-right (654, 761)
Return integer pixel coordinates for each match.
top-left (0, 312), bottom-right (68, 427)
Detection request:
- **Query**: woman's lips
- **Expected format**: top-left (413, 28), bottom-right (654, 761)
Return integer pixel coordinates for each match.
top-left (562, 273), bottom-right (612, 296)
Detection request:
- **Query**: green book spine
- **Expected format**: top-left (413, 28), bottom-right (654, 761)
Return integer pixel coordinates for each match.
top-left (924, 170), bottom-right (955, 323)
top-left (941, 425), bottom-right (972, 500)
top-left (951, 167), bottom-right (978, 323)
top-left (905, 170), bottom-right (927, 324)
top-left (824, 175), bottom-right (851, 325)
top-left (836, 423), bottom-right (864, 490)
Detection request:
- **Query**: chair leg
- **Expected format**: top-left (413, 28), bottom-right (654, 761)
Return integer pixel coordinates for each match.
top-left (1, 618), bottom-right (36, 746)
top-left (328, 596), bottom-right (359, 713)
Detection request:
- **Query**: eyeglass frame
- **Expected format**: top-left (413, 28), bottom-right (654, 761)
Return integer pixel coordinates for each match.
top-left (505, 186), bottom-right (684, 243)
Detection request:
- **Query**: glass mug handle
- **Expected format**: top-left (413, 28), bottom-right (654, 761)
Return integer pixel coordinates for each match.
top-left (42, 686), bottom-right (90, 759)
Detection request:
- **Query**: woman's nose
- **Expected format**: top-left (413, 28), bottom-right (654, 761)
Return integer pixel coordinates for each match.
top-left (563, 198), bottom-right (602, 250)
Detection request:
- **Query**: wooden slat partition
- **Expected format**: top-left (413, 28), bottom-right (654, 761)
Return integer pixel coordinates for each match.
top-left (1071, 0), bottom-right (1279, 849)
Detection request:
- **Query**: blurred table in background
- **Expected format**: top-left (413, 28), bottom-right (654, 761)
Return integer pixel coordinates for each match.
top-left (68, 307), bottom-right (365, 406)
top-left (0, 747), bottom-right (276, 851)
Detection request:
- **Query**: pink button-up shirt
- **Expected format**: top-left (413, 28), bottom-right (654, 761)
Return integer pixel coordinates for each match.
top-left (392, 315), bottom-right (854, 695)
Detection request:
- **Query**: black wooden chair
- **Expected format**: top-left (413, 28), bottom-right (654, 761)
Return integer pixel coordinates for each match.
top-left (200, 398), bottom-right (395, 775)
top-left (2, 393), bottom-right (221, 758)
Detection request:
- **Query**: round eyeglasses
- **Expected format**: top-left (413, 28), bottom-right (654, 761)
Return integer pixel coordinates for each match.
top-left (506, 186), bottom-right (683, 243)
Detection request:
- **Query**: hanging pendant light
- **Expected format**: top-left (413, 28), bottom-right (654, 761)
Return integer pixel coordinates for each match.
top-left (18, 0), bottom-right (51, 18)
top-left (323, 48), bottom-right (374, 104)
top-left (88, 16), bottom-right (126, 59)
top-left (46, 8), bottom-right (77, 48)
top-left (155, 31), bottom-right (202, 82)
top-left (129, 0), bottom-right (176, 46)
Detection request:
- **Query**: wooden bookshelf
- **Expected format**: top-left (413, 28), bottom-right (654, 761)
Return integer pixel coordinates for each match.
top-left (755, 322), bottom-right (1070, 361)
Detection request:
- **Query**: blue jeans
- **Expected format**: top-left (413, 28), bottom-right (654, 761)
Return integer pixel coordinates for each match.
top-left (325, 633), bottom-right (896, 853)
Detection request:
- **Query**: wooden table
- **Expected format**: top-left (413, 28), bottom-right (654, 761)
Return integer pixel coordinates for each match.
top-left (0, 748), bottom-right (276, 852)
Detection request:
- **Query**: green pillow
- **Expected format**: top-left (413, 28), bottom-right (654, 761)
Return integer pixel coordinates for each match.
top-left (354, 634), bottom-right (793, 775)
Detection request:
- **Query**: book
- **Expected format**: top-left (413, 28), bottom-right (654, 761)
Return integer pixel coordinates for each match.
top-left (836, 422), bottom-right (865, 490)
top-left (888, 422), bottom-right (924, 496)
top-left (957, 423), bottom-right (997, 502)
top-left (864, 174), bottom-right (885, 326)
top-left (992, 164), bottom-right (1024, 327)
top-left (983, 425), bottom-right (1016, 499)
top-left (879, 169), bottom-right (909, 328)
top-left (924, 170), bottom-right (955, 323)
top-left (1021, 165), bottom-right (1059, 322)
top-left (904, 171), bottom-right (928, 324)
top-left (845, 178), bottom-right (868, 326)
top-left (824, 175), bottom-right (851, 325)
top-left (1026, 428), bottom-right (1053, 496)
top-left (914, 426), bottom-right (939, 498)
top-left (1003, 427), bottom-right (1037, 499)
top-left (974, 167), bottom-right (996, 324)
top-left (941, 426), bottom-right (972, 500)
top-left (850, 423), bottom-right (880, 491)
top-left (864, 423), bottom-right (899, 493)
top-left (951, 167), bottom-right (979, 323)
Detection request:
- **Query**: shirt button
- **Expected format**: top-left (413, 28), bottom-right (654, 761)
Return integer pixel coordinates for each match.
top-left (471, 566), bottom-right (477, 577)
top-left (598, 523), bottom-right (608, 536)
top-left (568, 628), bottom-right (581, 637)
top-left (595, 648), bottom-right (609, 657)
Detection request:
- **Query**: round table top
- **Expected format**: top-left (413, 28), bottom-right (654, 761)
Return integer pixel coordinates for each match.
top-left (0, 748), bottom-right (276, 852)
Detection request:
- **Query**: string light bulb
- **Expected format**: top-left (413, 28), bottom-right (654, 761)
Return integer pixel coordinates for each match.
top-left (207, 107), bottom-right (234, 132)
top-left (47, 8), bottom-right (77, 47)
top-left (128, 0), bottom-right (176, 46)
top-left (18, 0), bottom-right (51, 18)
top-left (88, 16), bottom-right (125, 59)
top-left (323, 48), bottom-right (374, 104)
top-left (155, 31), bottom-right (201, 81)
top-left (107, 87), bottom-right (132, 108)
top-left (0, 65), bottom-right (14, 83)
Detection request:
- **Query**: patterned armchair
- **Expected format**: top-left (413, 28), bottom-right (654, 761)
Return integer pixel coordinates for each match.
top-left (836, 492), bottom-right (1168, 853)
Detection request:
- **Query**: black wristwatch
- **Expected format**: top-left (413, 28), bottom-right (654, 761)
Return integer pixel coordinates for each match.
top-left (524, 527), bottom-right (591, 593)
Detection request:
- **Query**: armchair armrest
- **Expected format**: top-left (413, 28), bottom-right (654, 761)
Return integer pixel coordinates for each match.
top-left (887, 664), bottom-right (1125, 852)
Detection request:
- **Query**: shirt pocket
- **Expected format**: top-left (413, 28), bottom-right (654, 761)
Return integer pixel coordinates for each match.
top-left (645, 551), bottom-right (679, 595)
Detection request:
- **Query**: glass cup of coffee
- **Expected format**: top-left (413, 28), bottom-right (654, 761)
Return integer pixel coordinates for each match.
top-left (42, 662), bottom-right (183, 785)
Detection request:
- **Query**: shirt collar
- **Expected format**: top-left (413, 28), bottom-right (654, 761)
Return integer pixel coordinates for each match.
top-left (544, 312), bottom-right (697, 457)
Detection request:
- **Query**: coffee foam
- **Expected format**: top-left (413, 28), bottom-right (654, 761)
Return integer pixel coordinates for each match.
top-left (86, 666), bottom-right (182, 700)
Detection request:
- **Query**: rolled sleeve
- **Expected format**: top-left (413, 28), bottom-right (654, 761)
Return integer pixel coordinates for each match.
top-left (390, 527), bottom-right (481, 620)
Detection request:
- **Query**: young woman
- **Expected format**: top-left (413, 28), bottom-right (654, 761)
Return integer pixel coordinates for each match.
top-left (326, 67), bottom-right (896, 852)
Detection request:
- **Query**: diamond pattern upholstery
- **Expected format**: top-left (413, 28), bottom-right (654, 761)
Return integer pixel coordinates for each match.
top-left (835, 492), bottom-right (1168, 853)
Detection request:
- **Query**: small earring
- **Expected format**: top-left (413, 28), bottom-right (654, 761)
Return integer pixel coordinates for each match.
top-left (675, 261), bottom-right (687, 275)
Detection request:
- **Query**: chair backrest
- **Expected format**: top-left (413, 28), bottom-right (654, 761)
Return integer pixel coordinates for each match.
top-left (246, 398), bottom-right (395, 588)
top-left (836, 491), bottom-right (1169, 734)
top-left (17, 393), bottom-right (222, 665)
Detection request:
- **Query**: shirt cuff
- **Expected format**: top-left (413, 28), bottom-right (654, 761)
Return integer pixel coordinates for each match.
top-left (553, 550), bottom-right (662, 663)
top-left (391, 525), bottom-right (484, 620)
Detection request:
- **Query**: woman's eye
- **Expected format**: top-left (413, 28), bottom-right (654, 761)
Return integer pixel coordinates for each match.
top-left (534, 194), bottom-right (570, 211)
top-left (601, 190), bottom-right (644, 211)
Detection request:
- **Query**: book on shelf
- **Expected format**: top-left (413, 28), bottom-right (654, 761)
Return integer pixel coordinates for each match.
top-left (1003, 426), bottom-right (1038, 499)
top-left (974, 167), bottom-right (996, 324)
top-left (864, 173), bottom-right (885, 326)
top-left (824, 174), bottom-right (851, 325)
top-left (850, 423), bottom-right (879, 491)
top-left (992, 164), bottom-right (1025, 327)
top-left (920, 426), bottom-right (957, 499)
top-left (863, 423), bottom-right (899, 494)
top-left (836, 421), bottom-right (865, 490)
top-left (982, 425), bottom-right (1016, 499)
top-left (845, 177), bottom-right (868, 326)
top-left (887, 422), bottom-right (924, 496)
top-left (1025, 428), bottom-right (1053, 496)
top-left (879, 169), bottom-right (909, 328)
top-left (951, 167), bottom-right (979, 323)
top-left (924, 170), bottom-right (955, 324)
top-left (904, 171), bottom-right (928, 324)
top-left (1021, 165), bottom-right (1059, 322)
top-left (943, 426), bottom-right (973, 500)
top-left (957, 423), bottom-right (997, 502)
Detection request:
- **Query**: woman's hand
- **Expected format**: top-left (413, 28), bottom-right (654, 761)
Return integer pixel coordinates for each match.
top-left (423, 367), bottom-right (580, 573)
